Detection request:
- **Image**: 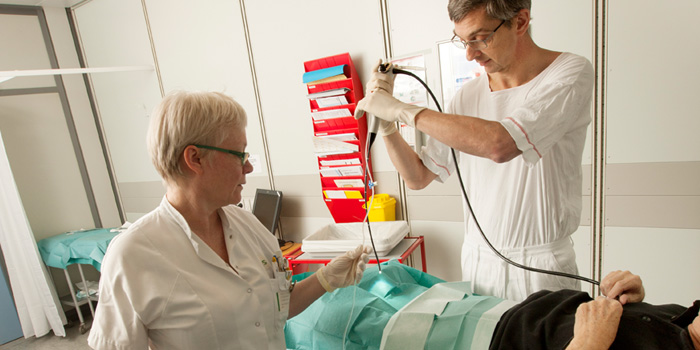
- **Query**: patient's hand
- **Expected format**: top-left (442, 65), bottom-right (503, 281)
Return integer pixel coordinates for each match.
top-left (600, 270), bottom-right (645, 305)
top-left (689, 310), bottom-right (700, 350)
top-left (566, 296), bottom-right (623, 350)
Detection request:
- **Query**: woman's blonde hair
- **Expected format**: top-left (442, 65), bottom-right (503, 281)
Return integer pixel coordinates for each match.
top-left (146, 91), bottom-right (247, 183)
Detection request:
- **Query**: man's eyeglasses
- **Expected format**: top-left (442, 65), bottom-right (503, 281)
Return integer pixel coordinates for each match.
top-left (451, 20), bottom-right (506, 50)
top-left (192, 144), bottom-right (249, 166)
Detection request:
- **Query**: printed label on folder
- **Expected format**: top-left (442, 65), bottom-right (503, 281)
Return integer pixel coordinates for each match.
top-left (307, 88), bottom-right (350, 100)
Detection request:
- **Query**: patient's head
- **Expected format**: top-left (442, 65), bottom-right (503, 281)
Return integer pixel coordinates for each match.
top-left (146, 91), bottom-right (247, 184)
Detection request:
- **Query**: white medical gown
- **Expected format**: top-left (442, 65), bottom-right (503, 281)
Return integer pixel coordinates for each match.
top-left (88, 197), bottom-right (287, 349)
top-left (421, 52), bottom-right (594, 301)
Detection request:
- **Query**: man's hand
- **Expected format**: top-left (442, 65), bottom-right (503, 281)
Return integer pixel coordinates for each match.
top-left (354, 89), bottom-right (425, 127)
top-left (354, 59), bottom-right (424, 126)
top-left (366, 59), bottom-right (396, 95)
top-left (600, 270), bottom-right (645, 305)
top-left (315, 245), bottom-right (371, 292)
top-left (567, 296), bottom-right (623, 350)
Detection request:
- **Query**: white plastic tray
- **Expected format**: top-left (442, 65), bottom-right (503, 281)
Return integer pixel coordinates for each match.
top-left (301, 221), bottom-right (409, 256)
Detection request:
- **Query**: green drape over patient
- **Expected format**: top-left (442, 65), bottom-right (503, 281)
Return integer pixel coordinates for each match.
top-left (285, 260), bottom-right (444, 349)
top-left (285, 260), bottom-right (516, 350)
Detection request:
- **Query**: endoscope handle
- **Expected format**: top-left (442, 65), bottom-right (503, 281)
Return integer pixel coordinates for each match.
top-left (367, 63), bottom-right (392, 138)
top-left (378, 62), bottom-right (391, 73)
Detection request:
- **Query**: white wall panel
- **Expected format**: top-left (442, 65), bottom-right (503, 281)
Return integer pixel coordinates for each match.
top-left (531, 0), bottom-right (593, 60)
top-left (280, 216), bottom-right (334, 244)
top-left (143, 0), bottom-right (270, 183)
top-left (73, 0), bottom-right (162, 184)
top-left (606, 1), bottom-right (700, 164)
top-left (409, 220), bottom-right (463, 282)
top-left (243, 0), bottom-right (385, 178)
top-left (602, 227), bottom-right (700, 305)
top-left (43, 7), bottom-right (122, 227)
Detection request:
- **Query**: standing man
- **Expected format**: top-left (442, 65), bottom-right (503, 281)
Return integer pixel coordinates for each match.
top-left (356, 0), bottom-right (594, 301)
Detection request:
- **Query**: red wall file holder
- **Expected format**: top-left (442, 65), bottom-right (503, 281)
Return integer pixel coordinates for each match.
top-left (304, 53), bottom-right (372, 223)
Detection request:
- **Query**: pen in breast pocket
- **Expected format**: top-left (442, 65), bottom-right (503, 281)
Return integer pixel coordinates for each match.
top-left (272, 256), bottom-right (279, 272)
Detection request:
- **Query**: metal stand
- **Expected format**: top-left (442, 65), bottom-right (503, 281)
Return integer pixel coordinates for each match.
top-left (61, 265), bottom-right (96, 334)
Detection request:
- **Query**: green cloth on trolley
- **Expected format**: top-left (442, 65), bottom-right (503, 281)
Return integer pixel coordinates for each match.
top-left (284, 260), bottom-right (445, 350)
top-left (37, 228), bottom-right (121, 271)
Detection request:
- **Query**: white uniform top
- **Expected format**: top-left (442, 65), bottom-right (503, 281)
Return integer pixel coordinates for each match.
top-left (421, 53), bottom-right (594, 301)
top-left (88, 197), bottom-right (288, 350)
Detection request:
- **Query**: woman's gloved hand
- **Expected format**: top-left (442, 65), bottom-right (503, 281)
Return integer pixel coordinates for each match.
top-left (316, 245), bottom-right (372, 292)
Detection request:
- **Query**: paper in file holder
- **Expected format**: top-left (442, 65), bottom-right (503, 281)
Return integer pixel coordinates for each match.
top-left (307, 87), bottom-right (351, 100)
top-left (301, 221), bottom-right (409, 256)
top-left (313, 136), bottom-right (358, 156)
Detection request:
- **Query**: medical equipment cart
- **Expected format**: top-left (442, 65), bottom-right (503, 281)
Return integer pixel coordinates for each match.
top-left (36, 227), bottom-right (122, 334)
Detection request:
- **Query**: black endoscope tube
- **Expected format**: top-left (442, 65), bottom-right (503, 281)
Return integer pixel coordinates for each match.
top-left (363, 137), bottom-right (381, 272)
top-left (391, 68), bottom-right (599, 286)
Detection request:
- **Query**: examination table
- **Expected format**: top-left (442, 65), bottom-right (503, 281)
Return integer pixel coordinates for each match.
top-left (37, 227), bottom-right (123, 333)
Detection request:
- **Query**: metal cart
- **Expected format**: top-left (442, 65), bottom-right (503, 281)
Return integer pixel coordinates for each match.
top-left (36, 227), bottom-right (123, 334)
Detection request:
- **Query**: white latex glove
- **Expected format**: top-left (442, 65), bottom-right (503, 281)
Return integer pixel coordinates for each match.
top-left (316, 245), bottom-right (371, 292)
top-left (366, 59), bottom-right (396, 95)
top-left (354, 89), bottom-right (425, 128)
top-left (377, 119), bottom-right (398, 136)
top-left (362, 60), bottom-right (398, 136)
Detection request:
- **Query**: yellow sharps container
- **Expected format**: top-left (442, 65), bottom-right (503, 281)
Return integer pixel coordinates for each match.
top-left (364, 194), bottom-right (396, 222)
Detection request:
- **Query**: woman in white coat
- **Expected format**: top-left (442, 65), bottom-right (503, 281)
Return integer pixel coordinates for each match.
top-left (88, 91), bottom-right (370, 350)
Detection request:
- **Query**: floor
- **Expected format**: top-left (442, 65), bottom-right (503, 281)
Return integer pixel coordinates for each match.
top-left (0, 320), bottom-right (92, 350)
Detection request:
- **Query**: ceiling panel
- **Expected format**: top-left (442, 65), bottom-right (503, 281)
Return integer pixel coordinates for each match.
top-left (0, 0), bottom-right (84, 7)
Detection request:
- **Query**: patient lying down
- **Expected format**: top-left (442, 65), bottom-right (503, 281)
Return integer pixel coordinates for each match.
top-left (285, 261), bottom-right (699, 350)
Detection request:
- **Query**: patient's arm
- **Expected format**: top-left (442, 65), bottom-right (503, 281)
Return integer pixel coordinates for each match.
top-left (566, 296), bottom-right (623, 350)
top-left (600, 270), bottom-right (645, 305)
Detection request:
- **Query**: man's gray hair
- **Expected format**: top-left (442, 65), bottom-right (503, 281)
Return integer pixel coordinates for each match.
top-left (448, 0), bottom-right (530, 23)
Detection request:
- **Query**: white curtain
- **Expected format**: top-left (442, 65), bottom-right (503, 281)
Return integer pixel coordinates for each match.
top-left (0, 131), bottom-right (66, 338)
